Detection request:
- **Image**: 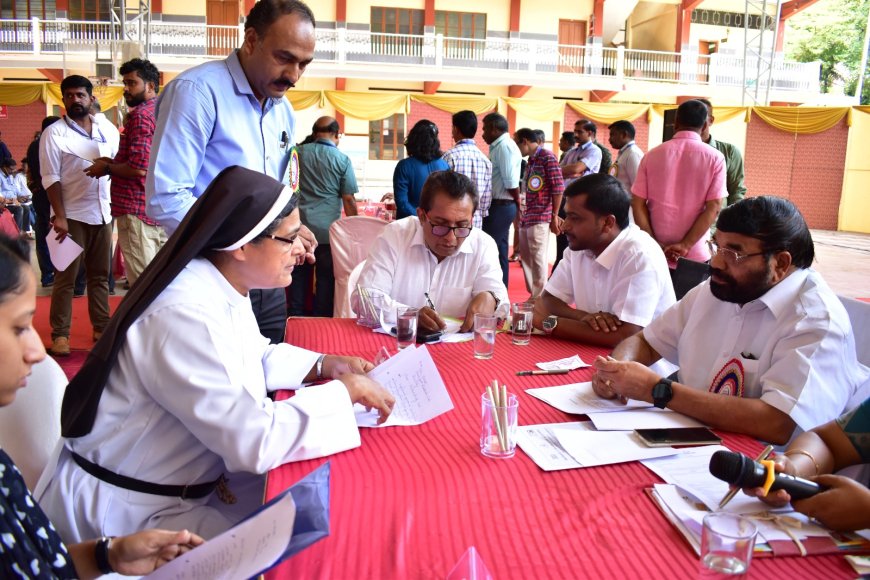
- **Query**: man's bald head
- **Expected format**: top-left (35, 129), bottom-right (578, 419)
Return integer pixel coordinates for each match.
top-left (313, 116), bottom-right (340, 136)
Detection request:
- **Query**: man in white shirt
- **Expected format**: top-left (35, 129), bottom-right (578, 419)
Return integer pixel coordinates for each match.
top-left (40, 75), bottom-right (120, 356)
top-left (593, 196), bottom-right (870, 444)
top-left (354, 171), bottom-right (508, 333)
top-left (607, 120), bottom-right (643, 195)
top-left (534, 174), bottom-right (674, 348)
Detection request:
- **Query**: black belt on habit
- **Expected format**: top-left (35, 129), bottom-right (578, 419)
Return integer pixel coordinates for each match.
top-left (490, 199), bottom-right (516, 206)
top-left (71, 452), bottom-right (219, 500)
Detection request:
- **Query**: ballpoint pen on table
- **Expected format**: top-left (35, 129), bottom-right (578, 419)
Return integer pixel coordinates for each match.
top-left (516, 369), bottom-right (571, 376)
top-left (718, 444), bottom-right (774, 509)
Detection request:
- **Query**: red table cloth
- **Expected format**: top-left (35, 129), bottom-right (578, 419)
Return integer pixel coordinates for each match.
top-left (266, 318), bottom-right (852, 579)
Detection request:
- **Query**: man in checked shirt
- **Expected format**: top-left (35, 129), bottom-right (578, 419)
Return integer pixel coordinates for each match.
top-left (87, 58), bottom-right (165, 288)
top-left (514, 128), bottom-right (564, 300)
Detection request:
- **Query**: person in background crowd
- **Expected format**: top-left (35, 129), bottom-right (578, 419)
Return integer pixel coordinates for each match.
top-left (558, 131), bottom-right (576, 163)
top-left (697, 98), bottom-right (747, 208)
top-left (442, 110), bottom-right (492, 229)
top-left (26, 117), bottom-right (60, 287)
top-left (393, 119), bottom-right (449, 220)
top-left (607, 120), bottom-right (643, 200)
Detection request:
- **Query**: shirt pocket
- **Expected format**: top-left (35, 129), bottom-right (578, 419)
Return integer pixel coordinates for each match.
top-left (438, 286), bottom-right (473, 319)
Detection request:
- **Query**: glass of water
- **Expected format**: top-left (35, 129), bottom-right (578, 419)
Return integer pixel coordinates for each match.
top-left (511, 302), bottom-right (534, 345)
top-left (395, 306), bottom-right (419, 350)
top-left (700, 513), bottom-right (757, 575)
top-left (473, 313), bottom-right (497, 359)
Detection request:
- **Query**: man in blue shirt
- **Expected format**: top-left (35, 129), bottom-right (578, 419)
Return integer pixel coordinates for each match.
top-left (146, 0), bottom-right (317, 343)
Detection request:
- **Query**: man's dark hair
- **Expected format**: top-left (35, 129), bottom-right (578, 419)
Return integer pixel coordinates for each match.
top-left (482, 112), bottom-right (509, 133)
top-left (245, 0), bottom-right (315, 37)
top-left (533, 129), bottom-right (546, 144)
top-left (119, 58), bottom-right (161, 94)
top-left (41, 115), bottom-right (60, 132)
top-left (60, 75), bottom-right (93, 96)
top-left (419, 170), bottom-right (479, 214)
top-left (716, 196), bottom-right (815, 268)
top-left (696, 98), bottom-right (713, 111)
top-left (313, 118), bottom-right (340, 135)
top-left (564, 173), bottom-right (630, 229)
top-left (561, 131), bottom-right (576, 146)
top-left (608, 120), bottom-right (636, 139)
top-left (675, 100), bottom-right (708, 130)
top-left (576, 120), bottom-right (597, 135)
top-left (405, 119), bottom-right (442, 162)
top-left (514, 128), bottom-right (537, 144)
top-left (452, 110), bottom-right (478, 139)
top-left (2, 157), bottom-right (16, 168)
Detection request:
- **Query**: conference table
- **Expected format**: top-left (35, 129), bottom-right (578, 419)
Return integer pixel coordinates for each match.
top-left (265, 319), bottom-right (853, 579)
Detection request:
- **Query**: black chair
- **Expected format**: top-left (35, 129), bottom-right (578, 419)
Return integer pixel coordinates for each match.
top-left (672, 257), bottom-right (711, 300)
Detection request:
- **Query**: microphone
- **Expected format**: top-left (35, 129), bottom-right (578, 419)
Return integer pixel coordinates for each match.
top-left (709, 450), bottom-right (824, 501)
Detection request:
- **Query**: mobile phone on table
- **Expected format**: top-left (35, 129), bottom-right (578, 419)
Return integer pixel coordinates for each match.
top-left (635, 427), bottom-right (721, 447)
top-left (388, 327), bottom-right (442, 343)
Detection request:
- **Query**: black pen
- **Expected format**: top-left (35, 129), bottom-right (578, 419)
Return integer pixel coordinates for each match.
top-left (424, 292), bottom-right (435, 309)
top-left (516, 369), bottom-right (571, 376)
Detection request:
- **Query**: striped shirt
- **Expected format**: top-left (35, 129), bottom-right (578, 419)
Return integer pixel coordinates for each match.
top-left (442, 139), bottom-right (492, 228)
top-left (521, 146), bottom-right (564, 227)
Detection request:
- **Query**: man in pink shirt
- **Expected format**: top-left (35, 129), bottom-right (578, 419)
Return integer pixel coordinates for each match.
top-left (631, 100), bottom-right (726, 269)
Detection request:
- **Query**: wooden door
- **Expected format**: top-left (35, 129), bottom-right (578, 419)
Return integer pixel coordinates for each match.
top-left (558, 19), bottom-right (587, 73)
top-left (207, 0), bottom-right (240, 56)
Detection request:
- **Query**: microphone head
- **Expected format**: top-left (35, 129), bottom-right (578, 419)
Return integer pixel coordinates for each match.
top-left (709, 450), bottom-right (750, 485)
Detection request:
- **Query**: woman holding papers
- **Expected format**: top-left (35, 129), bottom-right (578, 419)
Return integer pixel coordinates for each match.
top-left (746, 397), bottom-right (870, 531)
top-left (38, 167), bottom-right (395, 544)
top-left (0, 233), bottom-right (204, 578)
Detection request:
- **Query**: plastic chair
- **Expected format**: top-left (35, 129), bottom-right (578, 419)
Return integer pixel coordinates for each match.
top-left (346, 260), bottom-right (366, 316)
top-left (840, 295), bottom-right (870, 367)
top-left (672, 257), bottom-right (711, 300)
top-left (330, 216), bottom-right (388, 317)
top-left (0, 356), bottom-right (67, 490)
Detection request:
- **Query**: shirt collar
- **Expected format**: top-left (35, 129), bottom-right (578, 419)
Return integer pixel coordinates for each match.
top-left (754, 268), bottom-right (810, 319)
top-left (456, 139), bottom-right (475, 146)
top-left (673, 131), bottom-right (702, 142)
top-left (410, 217), bottom-right (474, 257)
top-left (619, 141), bottom-right (636, 154)
top-left (314, 137), bottom-right (337, 147)
top-left (491, 132), bottom-right (510, 149)
top-left (226, 50), bottom-right (282, 111)
top-left (705, 134), bottom-right (719, 148)
top-left (579, 140), bottom-right (594, 151)
top-left (593, 225), bottom-right (631, 270)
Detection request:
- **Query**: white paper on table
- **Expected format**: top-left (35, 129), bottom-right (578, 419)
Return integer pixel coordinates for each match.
top-left (46, 234), bottom-right (83, 272)
top-left (587, 408), bottom-right (704, 431)
top-left (145, 489), bottom-right (296, 580)
top-left (439, 332), bottom-right (474, 343)
top-left (641, 445), bottom-right (747, 510)
top-left (554, 428), bottom-right (681, 467)
top-left (526, 381), bottom-right (652, 415)
top-left (355, 344), bottom-right (453, 427)
top-left (516, 421), bottom-right (595, 471)
top-left (535, 354), bottom-right (589, 371)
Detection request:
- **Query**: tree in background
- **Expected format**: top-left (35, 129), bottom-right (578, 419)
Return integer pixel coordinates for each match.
top-left (786, 0), bottom-right (870, 103)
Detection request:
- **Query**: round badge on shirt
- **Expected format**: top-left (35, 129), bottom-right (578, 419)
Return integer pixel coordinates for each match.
top-left (527, 174), bottom-right (544, 192)
top-left (609, 163), bottom-right (619, 178)
top-left (287, 147), bottom-right (300, 193)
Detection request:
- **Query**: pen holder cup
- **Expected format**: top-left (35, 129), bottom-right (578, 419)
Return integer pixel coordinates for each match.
top-left (355, 288), bottom-right (390, 330)
top-left (480, 392), bottom-right (519, 459)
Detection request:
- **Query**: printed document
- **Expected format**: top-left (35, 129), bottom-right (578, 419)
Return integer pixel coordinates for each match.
top-left (554, 429), bottom-right (681, 467)
top-left (526, 381), bottom-right (652, 415)
top-left (588, 408), bottom-right (704, 431)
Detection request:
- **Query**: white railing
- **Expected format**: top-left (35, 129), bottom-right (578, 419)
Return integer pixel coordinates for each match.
top-left (0, 19), bottom-right (821, 93)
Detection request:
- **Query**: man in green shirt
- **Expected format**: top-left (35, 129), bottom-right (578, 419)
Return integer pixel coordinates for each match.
top-left (288, 116), bottom-right (358, 316)
top-left (698, 98), bottom-right (746, 207)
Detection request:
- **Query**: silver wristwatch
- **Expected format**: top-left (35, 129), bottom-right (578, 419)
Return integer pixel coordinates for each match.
top-left (542, 315), bottom-right (558, 334)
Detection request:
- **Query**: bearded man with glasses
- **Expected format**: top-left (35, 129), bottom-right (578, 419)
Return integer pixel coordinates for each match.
top-left (591, 196), bottom-right (869, 445)
top-left (354, 171), bottom-right (508, 333)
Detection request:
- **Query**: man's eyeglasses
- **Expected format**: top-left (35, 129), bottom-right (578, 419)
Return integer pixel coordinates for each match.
top-left (423, 213), bottom-right (472, 238)
top-left (707, 240), bottom-right (766, 265)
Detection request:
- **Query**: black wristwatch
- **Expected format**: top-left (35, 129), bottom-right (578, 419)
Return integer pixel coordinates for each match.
top-left (652, 378), bottom-right (674, 409)
top-left (95, 536), bottom-right (115, 575)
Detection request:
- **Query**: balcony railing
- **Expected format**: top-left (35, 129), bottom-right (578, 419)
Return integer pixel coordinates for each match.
top-left (0, 18), bottom-right (821, 93)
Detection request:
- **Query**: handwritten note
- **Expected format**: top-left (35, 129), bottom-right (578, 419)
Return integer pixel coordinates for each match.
top-left (356, 344), bottom-right (454, 427)
top-left (145, 487), bottom-right (297, 580)
top-left (535, 355), bottom-right (589, 371)
top-left (526, 382), bottom-right (652, 415)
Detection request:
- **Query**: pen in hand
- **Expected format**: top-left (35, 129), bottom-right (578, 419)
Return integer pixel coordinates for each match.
top-left (424, 292), bottom-right (435, 309)
top-left (717, 444), bottom-right (774, 509)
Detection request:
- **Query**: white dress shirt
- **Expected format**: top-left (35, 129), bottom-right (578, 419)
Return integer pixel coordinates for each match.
top-left (39, 115), bottom-right (119, 225)
top-left (545, 224), bottom-right (675, 327)
top-left (38, 258), bottom-right (359, 542)
top-left (643, 269), bottom-right (870, 431)
top-left (354, 217), bottom-right (508, 319)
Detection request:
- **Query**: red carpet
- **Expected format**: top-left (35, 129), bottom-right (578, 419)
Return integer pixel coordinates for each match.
top-left (34, 295), bottom-right (123, 379)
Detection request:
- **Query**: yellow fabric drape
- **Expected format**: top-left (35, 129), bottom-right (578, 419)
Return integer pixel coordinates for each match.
top-left (0, 84), bottom-right (45, 106)
top-left (43, 83), bottom-right (124, 112)
top-left (710, 106), bottom-right (750, 123)
top-left (324, 90), bottom-right (409, 121)
top-left (566, 102), bottom-right (649, 124)
top-left (286, 90), bottom-right (324, 110)
top-left (854, 106), bottom-right (870, 116)
top-left (751, 107), bottom-right (850, 134)
top-left (502, 97), bottom-right (565, 122)
top-left (411, 94), bottom-right (498, 115)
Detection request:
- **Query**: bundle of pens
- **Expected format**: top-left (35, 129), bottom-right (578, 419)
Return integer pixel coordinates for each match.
top-left (486, 380), bottom-right (511, 453)
top-left (355, 284), bottom-right (381, 329)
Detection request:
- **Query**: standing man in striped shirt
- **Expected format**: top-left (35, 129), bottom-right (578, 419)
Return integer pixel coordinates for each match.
top-left (442, 110), bottom-right (492, 229)
top-left (514, 128), bottom-right (564, 300)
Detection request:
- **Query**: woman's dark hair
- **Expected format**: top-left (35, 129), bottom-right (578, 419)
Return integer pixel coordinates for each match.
top-left (405, 120), bottom-right (443, 162)
top-left (0, 234), bottom-right (31, 303)
top-left (716, 196), bottom-right (815, 268)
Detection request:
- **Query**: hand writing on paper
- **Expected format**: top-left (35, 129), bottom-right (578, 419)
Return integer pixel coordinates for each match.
top-left (323, 355), bottom-right (374, 377)
top-left (581, 311), bottom-right (622, 333)
top-left (340, 374), bottom-right (395, 424)
top-left (591, 356), bottom-right (659, 404)
top-left (108, 529), bottom-right (205, 575)
top-left (418, 306), bottom-right (446, 332)
top-left (792, 475), bottom-right (870, 532)
top-left (296, 224), bottom-right (317, 265)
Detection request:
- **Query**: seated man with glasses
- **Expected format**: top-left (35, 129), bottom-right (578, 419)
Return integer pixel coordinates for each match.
top-left (354, 170), bottom-right (507, 332)
top-left (592, 196), bottom-right (869, 444)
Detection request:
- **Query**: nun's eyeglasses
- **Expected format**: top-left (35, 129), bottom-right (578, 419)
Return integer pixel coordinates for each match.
top-left (260, 234), bottom-right (298, 249)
